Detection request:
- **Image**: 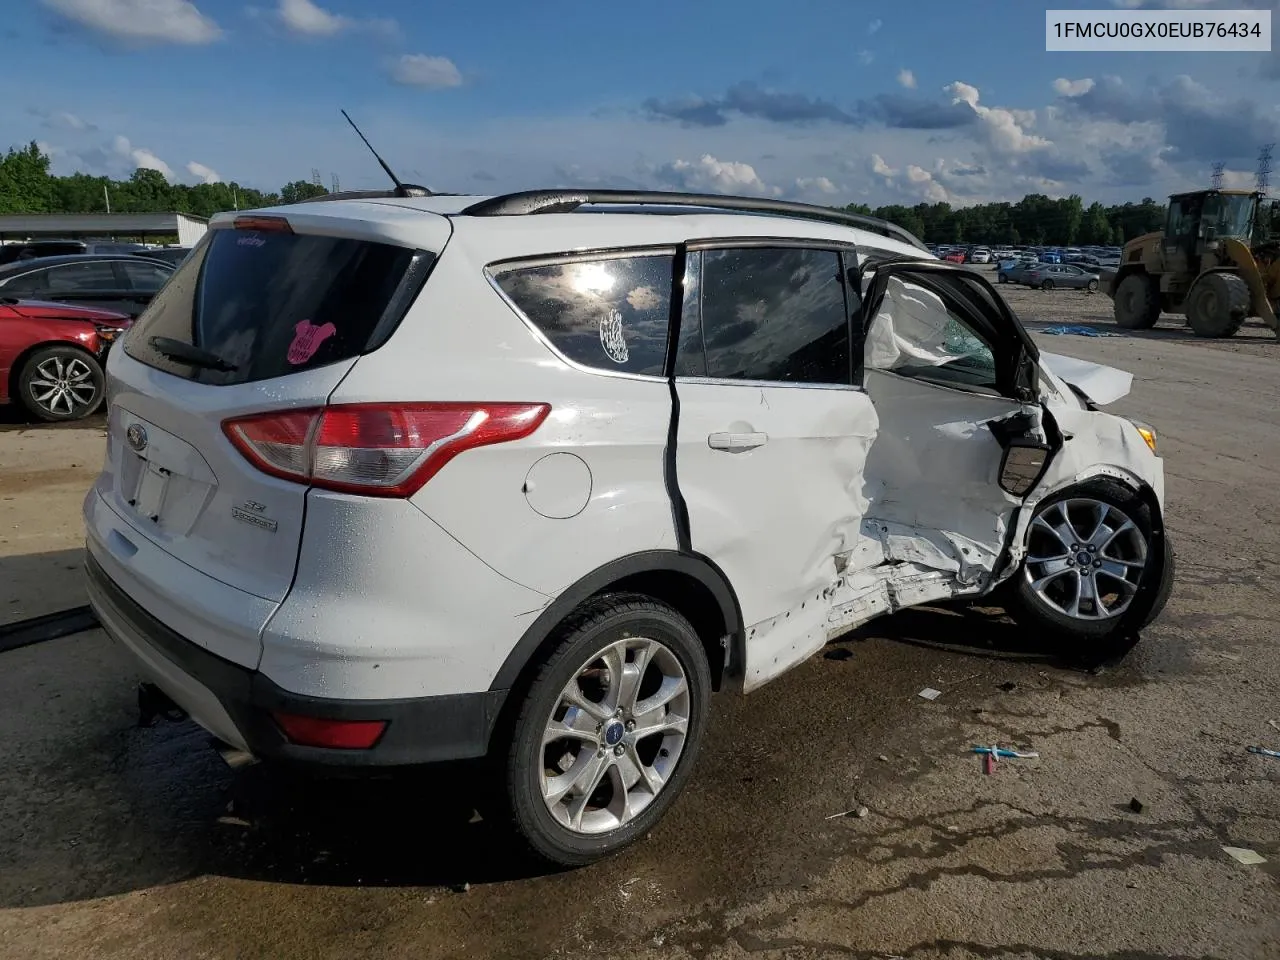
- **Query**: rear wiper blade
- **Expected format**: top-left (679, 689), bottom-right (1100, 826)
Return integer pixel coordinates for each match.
top-left (148, 336), bottom-right (238, 372)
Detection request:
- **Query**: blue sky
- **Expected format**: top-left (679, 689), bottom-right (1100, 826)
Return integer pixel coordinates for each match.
top-left (7, 0), bottom-right (1280, 206)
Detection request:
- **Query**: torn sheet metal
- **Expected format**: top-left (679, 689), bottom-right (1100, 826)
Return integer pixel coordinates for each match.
top-left (1038, 351), bottom-right (1133, 406)
top-left (861, 369), bottom-right (1026, 585)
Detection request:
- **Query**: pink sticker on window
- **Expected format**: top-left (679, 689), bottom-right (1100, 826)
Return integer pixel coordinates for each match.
top-left (287, 319), bottom-right (337, 365)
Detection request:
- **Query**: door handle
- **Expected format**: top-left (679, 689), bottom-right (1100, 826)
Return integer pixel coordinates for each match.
top-left (707, 431), bottom-right (768, 453)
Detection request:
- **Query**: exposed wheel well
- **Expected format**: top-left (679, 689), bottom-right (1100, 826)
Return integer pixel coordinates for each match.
top-left (606, 569), bottom-right (730, 690)
top-left (6, 340), bottom-right (101, 407)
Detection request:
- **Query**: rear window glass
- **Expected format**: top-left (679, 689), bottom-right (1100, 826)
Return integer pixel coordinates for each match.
top-left (492, 254), bottom-right (674, 376)
top-left (123, 228), bottom-right (424, 385)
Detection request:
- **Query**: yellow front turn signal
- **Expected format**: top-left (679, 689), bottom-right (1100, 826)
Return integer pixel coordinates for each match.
top-left (1132, 422), bottom-right (1157, 454)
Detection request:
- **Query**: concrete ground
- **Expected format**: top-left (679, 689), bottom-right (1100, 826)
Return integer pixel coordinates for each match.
top-left (1, 284), bottom-right (1278, 960)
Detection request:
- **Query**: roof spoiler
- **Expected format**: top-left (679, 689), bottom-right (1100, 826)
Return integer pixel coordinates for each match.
top-left (459, 190), bottom-right (930, 252)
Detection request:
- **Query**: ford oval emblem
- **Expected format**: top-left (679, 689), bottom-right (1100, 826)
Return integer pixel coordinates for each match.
top-left (126, 423), bottom-right (148, 453)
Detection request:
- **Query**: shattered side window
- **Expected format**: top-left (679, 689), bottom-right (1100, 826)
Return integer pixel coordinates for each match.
top-left (494, 254), bottom-right (674, 377)
top-left (867, 276), bottom-right (998, 390)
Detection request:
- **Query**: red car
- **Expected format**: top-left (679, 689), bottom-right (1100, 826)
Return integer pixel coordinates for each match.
top-left (943, 251), bottom-right (967, 264)
top-left (0, 298), bottom-right (132, 422)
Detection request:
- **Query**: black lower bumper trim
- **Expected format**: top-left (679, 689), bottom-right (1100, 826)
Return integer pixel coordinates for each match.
top-left (85, 554), bottom-right (507, 768)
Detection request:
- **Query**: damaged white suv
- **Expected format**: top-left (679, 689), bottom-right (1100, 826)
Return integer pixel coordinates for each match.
top-left (83, 189), bottom-right (1172, 865)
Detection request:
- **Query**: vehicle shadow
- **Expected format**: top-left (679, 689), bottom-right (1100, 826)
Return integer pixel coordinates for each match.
top-left (854, 600), bottom-right (1139, 673)
top-left (0, 556), bottom-right (1135, 910)
top-left (0, 403), bottom-right (108, 431)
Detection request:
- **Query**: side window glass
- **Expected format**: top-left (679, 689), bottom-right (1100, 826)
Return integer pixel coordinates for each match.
top-left (0, 269), bottom-right (48, 295)
top-left (493, 254), bottom-right (673, 376)
top-left (699, 247), bottom-right (850, 385)
top-left (673, 251), bottom-right (707, 377)
top-left (866, 276), bottom-right (998, 391)
top-left (44, 262), bottom-right (118, 293)
top-left (121, 261), bottom-right (172, 292)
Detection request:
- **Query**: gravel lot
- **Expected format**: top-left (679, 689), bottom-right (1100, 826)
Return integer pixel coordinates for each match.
top-left (1, 277), bottom-right (1278, 960)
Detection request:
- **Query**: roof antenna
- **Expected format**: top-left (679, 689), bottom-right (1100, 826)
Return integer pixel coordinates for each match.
top-left (341, 109), bottom-right (430, 198)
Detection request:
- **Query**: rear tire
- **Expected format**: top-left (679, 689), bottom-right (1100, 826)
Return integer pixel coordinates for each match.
top-left (1186, 272), bottom-right (1249, 338)
top-left (17, 346), bottom-right (104, 422)
top-left (499, 593), bottom-right (711, 866)
top-left (1042, 279), bottom-right (1055, 291)
top-left (1113, 273), bottom-right (1161, 330)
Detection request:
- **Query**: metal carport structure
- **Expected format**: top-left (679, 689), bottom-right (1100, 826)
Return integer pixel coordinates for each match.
top-left (0, 213), bottom-right (207, 247)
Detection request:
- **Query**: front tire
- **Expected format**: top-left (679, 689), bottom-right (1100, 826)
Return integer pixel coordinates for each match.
top-left (1009, 480), bottom-right (1167, 656)
top-left (1114, 273), bottom-right (1161, 330)
top-left (1087, 279), bottom-right (1100, 292)
top-left (17, 346), bottom-right (104, 422)
top-left (1041, 279), bottom-right (1055, 291)
top-left (501, 593), bottom-right (711, 866)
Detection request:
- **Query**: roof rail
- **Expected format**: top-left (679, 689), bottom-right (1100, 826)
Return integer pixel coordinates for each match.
top-left (459, 190), bottom-right (929, 252)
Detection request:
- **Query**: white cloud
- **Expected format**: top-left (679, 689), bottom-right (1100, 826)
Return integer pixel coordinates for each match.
top-left (871, 153), bottom-right (897, 179)
top-left (947, 80), bottom-right (1051, 154)
top-left (897, 68), bottom-right (917, 90)
top-left (857, 49), bottom-right (874, 66)
top-left (868, 153), bottom-right (948, 202)
top-left (658, 154), bottom-right (779, 196)
top-left (187, 160), bottom-right (221, 184)
top-left (1053, 77), bottom-right (1096, 97)
top-left (905, 164), bottom-right (949, 202)
top-left (277, 0), bottom-right (344, 35)
top-left (41, 0), bottom-right (221, 45)
top-left (113, 135), bottom-right (172, 177)
top-left (867, 18), bottom-right (883, 34)
top-left (795, 175), bottom-right (839, 195)
top-left (389, 54), bottom-right (463, 89)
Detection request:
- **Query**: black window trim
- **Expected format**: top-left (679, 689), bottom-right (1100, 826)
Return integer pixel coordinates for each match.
top-left (116, 257), bottom-right (174, 293)
top-left (484, 244), bottom-right (681, 384)
top-left (673, 240), bottom-right (864, 392)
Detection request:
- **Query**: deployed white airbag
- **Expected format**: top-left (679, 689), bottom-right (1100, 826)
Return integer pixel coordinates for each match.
top-left (866, 278), bottom-right (965, 371)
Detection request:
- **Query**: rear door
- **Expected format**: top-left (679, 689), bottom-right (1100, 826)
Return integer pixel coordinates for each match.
top-left (117, 258), bottom-right (174, 312)
top-left (672, 242), bottom-right (878, 689)
top-left (859, 261), bottom-right (1046, 581)
top-left (41, 260), bottom-right (136, 314)
top-left (98, 214), bottom-right (442, 611)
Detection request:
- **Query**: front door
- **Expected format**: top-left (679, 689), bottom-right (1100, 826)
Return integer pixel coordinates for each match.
top-left (672, 243), bottom-right (877, 691)
top-left (858, 261), bottom-right (1046, 587)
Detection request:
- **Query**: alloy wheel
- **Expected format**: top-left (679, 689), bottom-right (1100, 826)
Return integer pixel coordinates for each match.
top-left (28, 356), bottom-right (98, 417)
top-left (1024, 498), bottom-right (1148, 620)
top-left (539, 636), bottom-right (690, 835)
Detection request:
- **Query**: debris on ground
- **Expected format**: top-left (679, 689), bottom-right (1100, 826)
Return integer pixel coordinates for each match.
top-left (453, 882), bottom-right (471, 893)
top-left (918, 687), bottom-right (942, 701)
top-left (1247, 745), bottom-right (1280, 759)
top-left (1223, 847), bottom-right (1267, 866)
top-left (999, 681), bottom-right (1017, 692)
top-left (824, 805), bottom-right (871, 821)
top-left (972, 744), bottom-right (1039, 776)
top-left (1041, 325), bottom-right (1122, 337)
top-left (877, 754), bottom-right (890, 762)
top-left (1128, 797), bottom-right (1145, 814)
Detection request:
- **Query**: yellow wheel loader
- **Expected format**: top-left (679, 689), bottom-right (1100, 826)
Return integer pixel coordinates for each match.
top-left (1106, 189), bottom-right (1280, 338)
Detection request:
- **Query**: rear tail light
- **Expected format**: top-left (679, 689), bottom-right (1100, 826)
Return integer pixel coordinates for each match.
top-left (272, 712), bottom-right (387, 749)
top-left (232, 215), bottom-right (293, 233)
top-left (223, 402), bottom-right (550, 497)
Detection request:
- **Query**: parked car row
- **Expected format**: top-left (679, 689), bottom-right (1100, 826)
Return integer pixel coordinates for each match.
top-left (0, 253), bottom-right (179, 421)
top-left (996, 255), bottom-right (1101, 291)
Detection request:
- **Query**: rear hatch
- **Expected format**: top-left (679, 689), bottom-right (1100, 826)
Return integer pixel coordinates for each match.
top-left (97, 208), bottom-right (445, 627)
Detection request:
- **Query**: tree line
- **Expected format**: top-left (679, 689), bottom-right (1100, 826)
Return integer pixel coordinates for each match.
top-left (0, 142), bottom-right (329, 220)
top-left (2, 140), bottom-right (1168, 247)
top-left (844, 194), bottom-right (1167, 247)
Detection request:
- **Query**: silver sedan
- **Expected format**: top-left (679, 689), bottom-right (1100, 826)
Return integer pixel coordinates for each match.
top-left (1021, 263), bottom-right (1102, 292)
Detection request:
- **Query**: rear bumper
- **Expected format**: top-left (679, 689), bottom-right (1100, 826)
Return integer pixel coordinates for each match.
top-left (86, 554), bottom-right (507, 768)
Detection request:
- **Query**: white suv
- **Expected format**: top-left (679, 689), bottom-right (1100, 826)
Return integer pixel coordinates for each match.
top-left (83, 189), bottom-right (1173, 865)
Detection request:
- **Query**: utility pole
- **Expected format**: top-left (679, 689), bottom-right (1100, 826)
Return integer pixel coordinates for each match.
top-left (103, 183), bottom-right (111, 213)
top-left (1257, 144), bottom-right (1274, 195)
top-left (1211, 161), bottom-right (1225, 190)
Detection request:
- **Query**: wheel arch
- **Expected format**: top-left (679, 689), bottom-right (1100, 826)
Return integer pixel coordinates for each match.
top-left (1108, 264), bottom-right (1147, 298)
top-left (489, 550), bottom-right (745, 699)
top-left (6, 339), bottom-right (102, 409)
